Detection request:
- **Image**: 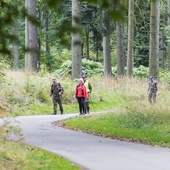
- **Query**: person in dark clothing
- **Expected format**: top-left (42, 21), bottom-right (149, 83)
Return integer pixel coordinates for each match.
top-left (50, 78), bottom-right (64, 115)
top-left (74, 78), bottom-right (88, 115)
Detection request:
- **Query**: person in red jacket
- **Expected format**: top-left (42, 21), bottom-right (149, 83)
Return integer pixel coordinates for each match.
top-left (74, 78), bottom-right (88, 115)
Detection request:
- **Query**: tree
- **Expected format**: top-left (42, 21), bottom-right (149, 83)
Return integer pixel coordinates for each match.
top-left (13, 19), bottom-right (19, 70)
top-left (71, 0), bottom-right (82, 79)
top-left (25, 0), bottom-right (38, 72)
top-left (116, 22), bottom-right (125, 77)
top-left (167, 0), bottom-right (170, 70)
top-left (149, 0), bottom-right (160, 78)
top-left (102, 10), bottom-right (112, 76)
top-left (127, 0), bottom-right (134, 77)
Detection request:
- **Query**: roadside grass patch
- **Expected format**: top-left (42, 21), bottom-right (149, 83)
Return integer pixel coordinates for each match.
top-left (0, 140), bottom-right (79, 170)
top-left (59, 110), bottom-right (170, 147)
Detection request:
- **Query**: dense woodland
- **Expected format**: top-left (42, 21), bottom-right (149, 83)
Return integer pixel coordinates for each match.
top-left (0, 0), bottom-right (169, 79)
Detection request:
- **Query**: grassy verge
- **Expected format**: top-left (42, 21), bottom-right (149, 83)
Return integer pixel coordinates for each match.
top-left (59, 107), bottom-right (170, 148)
top-left (0, 118), bottom-right (80, 170)
top-left (0, 140), bottom-right (80, 170)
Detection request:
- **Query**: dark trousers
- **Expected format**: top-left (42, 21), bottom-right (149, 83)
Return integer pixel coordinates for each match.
top-left (77, 97), bottom-right (85, 114)
top-left (53, 97), bottom-right (63, 114)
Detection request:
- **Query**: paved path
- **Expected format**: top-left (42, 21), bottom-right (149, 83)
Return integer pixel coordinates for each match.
top-left (3, 114), bottom-right (170, 170)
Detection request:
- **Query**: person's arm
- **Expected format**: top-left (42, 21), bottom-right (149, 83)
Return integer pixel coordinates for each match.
top-left (58, 83), bottom-right (64, 95)
top-left (147, 83), bottom-right (150, 94)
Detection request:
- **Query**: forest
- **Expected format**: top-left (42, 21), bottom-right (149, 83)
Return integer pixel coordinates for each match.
top-left (1, 1), bottom-right (170, 169)
top-left (0, 0), bottom-right (169, 79)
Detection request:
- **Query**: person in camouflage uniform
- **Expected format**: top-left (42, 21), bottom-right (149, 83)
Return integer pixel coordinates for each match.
top-left (50, 78), bottom-right (64, 115)
top-left (148, 76), bottom-right (158, 104)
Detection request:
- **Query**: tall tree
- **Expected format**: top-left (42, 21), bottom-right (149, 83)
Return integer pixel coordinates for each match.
top-left (25, 0), bottom-right (38, 72)
top-left (12, 0), bottom-right (19, 70)
top-left (45, 10), bottom-right (51, 70)
top-left (71, 0), bottom-right (82, 79)
top-left (127, 0), bottom-right (134, 77)
top-left (149, 0), bottom-right (160, 78)
top-left (13, 19), bottom-right (19, 70)
top-left (116, 22), bottom-right (125, 77)
top-left (167, 0), bottom-right (170, 70)
top-left (102, 10), bottom-right (112, 76)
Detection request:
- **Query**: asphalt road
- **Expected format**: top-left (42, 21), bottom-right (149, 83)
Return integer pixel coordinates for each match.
top-left (3, 114), bottom-right (170, 170)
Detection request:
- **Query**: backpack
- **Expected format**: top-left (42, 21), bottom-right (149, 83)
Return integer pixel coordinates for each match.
top-left (51, 83), bottom-right (64, 94)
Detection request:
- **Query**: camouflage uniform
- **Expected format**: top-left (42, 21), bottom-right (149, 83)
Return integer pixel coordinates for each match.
top-left (51, 82), bottom-right (64, 115)
top-left (148, 81), bottom-right (158, 103)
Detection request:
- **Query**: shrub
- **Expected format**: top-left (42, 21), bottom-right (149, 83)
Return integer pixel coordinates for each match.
top-left (54, 59), bottom-right (104, 77)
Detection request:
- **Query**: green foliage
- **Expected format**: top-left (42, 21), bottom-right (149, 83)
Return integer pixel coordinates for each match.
top-left (133, 65), bottom-right (149, 78)
top-left (54, 58), bottom-right (104, 77)
top-left (82, 58), bottom-right (103, 76)
top-left (0, 64), bottom-right (6, 85)
top-left (36, 88), bottom-right (49, 103)
top-left (159, 69), bottom-right (170, 87)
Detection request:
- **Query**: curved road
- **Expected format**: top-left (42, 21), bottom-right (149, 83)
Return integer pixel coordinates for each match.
top-left (5, 114), bottom-right (170, 170)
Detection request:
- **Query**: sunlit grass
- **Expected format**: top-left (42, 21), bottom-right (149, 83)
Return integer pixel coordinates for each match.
top-left (59, 110), bottom-right (170, 147)
top-left (0, 140), bottom-right (79, 170)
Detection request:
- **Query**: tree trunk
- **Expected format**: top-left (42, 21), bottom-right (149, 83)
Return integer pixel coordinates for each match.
top-left (25, 0), bottom-right (29, 70)
top-left (116, 22), bottom-right (125, 77)
top-left (85, 29), bottom-right (89, 59)
top-left (45, 10), bottom-right (51, 71)
top-left (149, 1), bottom-right (160, 78)
top-left (102, 10), bottom-right (112, 77)
top-left (25, 0), bottom-right (38, 72)
top-left (13, 20), bottom-right (19, 70)
top-left (71, 0), bottom-right (82, 79)
top-left (167, 0), bottom-right (170, 71)
top-left (127, 0), bottom-right (134, 77)
top-left (159, 27), bottom-right (164, 69)
top-left (103, 36), bottom-right (112, 76)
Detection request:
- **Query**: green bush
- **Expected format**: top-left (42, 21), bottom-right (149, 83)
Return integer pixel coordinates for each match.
top-left (36, 88), bottom-right (50, 103)
top-left (133, 65), bottom-right (149, 78)
top-left (159, 69), bottom-right (170, 87)
top-left (54, 58), bottom-right (104, 77)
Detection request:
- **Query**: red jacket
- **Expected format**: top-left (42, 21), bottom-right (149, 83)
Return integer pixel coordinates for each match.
top-left (75, 84), bottom-right (88, 98)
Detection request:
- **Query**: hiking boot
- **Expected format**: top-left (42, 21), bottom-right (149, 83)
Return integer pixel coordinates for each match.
top-left (52, 112), bottom-right (57, 115)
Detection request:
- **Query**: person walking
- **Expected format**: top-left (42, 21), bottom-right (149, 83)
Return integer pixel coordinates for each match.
top-left (50, 78), bottom-right (64, 115)
top-left (148, 76), bottom-right (158, 104)
top-left (82, 74), bottom-right (92, 114)
top-left (74, 78), bottom-right (88, 115)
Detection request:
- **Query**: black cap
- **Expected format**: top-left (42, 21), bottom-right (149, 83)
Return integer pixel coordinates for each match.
top-left (82, 74), bottom-right (86, 78)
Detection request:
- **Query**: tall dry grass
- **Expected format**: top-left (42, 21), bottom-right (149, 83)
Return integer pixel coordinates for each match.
top-left (0, 70), bottom-right (170, 116)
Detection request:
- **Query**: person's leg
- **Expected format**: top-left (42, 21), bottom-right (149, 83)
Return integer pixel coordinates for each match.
top-left (148, 93), bottom-right (152, 104)
top-left (81, 98), bottom-right (85, 114)
top-left (53, 99), bottom-right (57, 114)
top-left (77, 97), bottom-right (82, 115)
top-left (153, 93), bottom-right (157, 103)
top-left (57, 98), bottom-right (64, 114)
top-left (84, 99), bottom-right (87, 114)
